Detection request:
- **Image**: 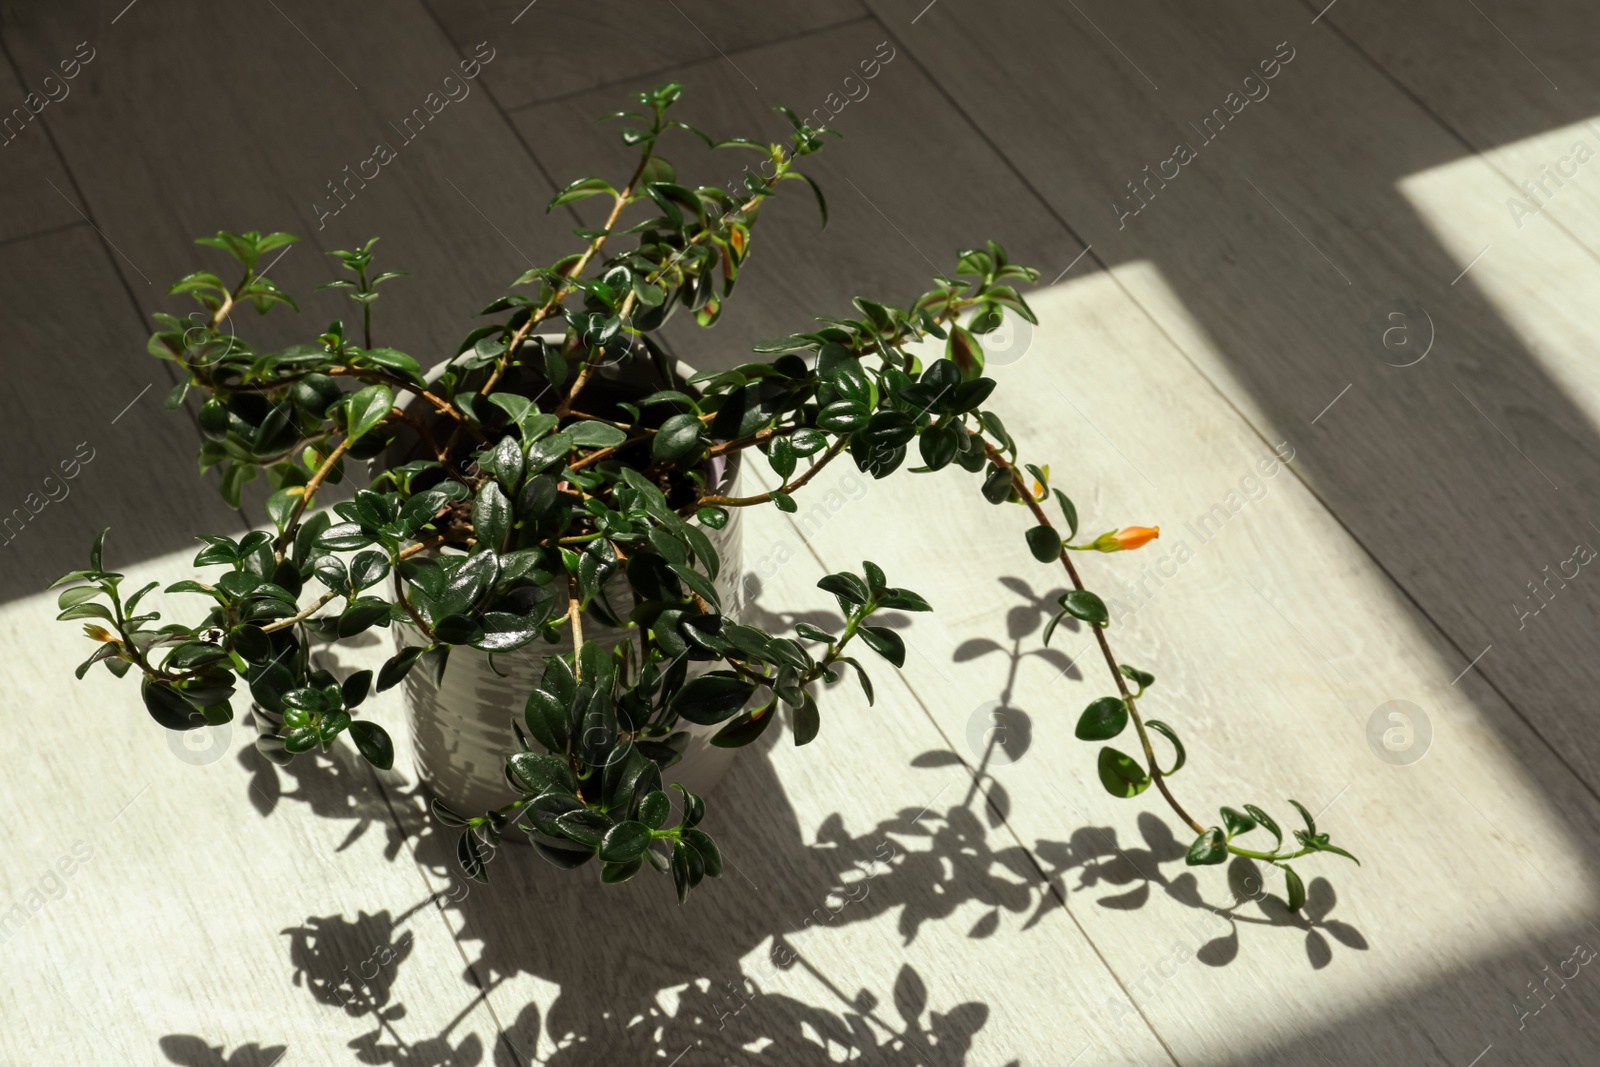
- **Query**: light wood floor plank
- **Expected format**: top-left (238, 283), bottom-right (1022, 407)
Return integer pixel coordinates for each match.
top-left (859, 0), bottom-right (1600, 800)
top-left (0, 551), bottom-right (503, 1065)
top-left (753, 264), bottom-right (1600, 1065)
top-left (365, 499), bottom-right (1181, 1065)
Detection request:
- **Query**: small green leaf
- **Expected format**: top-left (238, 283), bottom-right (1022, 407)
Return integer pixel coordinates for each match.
top-left (1185, 828), bottom-right (1228, 866)
top-left (791, 692), bottom-right (820, 745)
top-left (457, 829), bottom-right (488, 883)
top-left (862, 561), bottom-right (887, 597)
top-left (1053, 490), bottom-right (1078, 539)
top-left (472, 481), bottom-right (512, 550)
top-left (599, 820), bottom-right (652, 863)
top-left (817, 572), bottom-right (869, 605)
top-left (344, 384), bottom-right (394, 441)
top-left (682, 827), bottom-right (723, 878)
top-left (857, 625), bottom-right (904, 668)
top-left (348, 721), bottom-right (394, 770)
top-left (1097, 746), bottom-right (1150, 798)
top-left (555, 809), bottom-right (612, 848)
top-left (876, 588), bottom-right (931, 612)
top-left (1288, 798), bottom-right (1317, 838)
top-left (567, 421), bottom-right (627, 448)
top-left (670, 672), bottom-right (756, 725)
top-left (638, 790), bottom-right (670, 829)
top-left (653, 413), bottom-right (704, 461)
top-left (1220, 806), bottom-right (1256, 838)
top-left (1311, 840), bottom-right (1361, 865)
top-left (1025, 525), bottom-right (1062, 563)
top-left (377, 645), bottom-right (425, 692)
top-left (1058, 590), bottom-right (1108, 626)
top-left (1074, 697), bottom-right (1127, 741)
top-left (600, 857), bottom-right (643, 883)
top-left (1118, 664), bottom-right (1155, 691)
top-left (431, 797), bottom-right (470, 826)
top-left (1244, 804), bottom-right (1282, 851)
top-left (1145, 719), bottom-right (1186, 775)
top-left (548, 176), bottom-right (617, 209)
top-left (1281, 863), bottom-right (1306, 911)
top-left (508, 751), bottom-right (576, 795)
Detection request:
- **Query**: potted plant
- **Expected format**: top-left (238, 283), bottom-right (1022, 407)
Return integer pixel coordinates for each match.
top-left (55, 83), bottom-right (1357, 907)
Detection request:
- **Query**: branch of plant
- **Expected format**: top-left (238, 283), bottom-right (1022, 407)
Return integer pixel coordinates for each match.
top-left (695, 436), bottom-right (849, 508)
top-left (262, 537), bottom-right (436, 634)
top-left (979, 439), bottom-right (1206, 837)
top-left (272, 435), bottom-right (356, 562)
top-left (486, 138), bottom-right (658, 402)
top-left (554, 156), bottom-right (795, 422)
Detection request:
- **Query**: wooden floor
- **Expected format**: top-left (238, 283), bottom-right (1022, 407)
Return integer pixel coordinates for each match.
top-left (3, 0), bottom-right (1599, 1063)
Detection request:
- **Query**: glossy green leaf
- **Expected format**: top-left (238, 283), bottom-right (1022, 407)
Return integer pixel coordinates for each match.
top-left (1186, 828), bottom-right (1228, 866)
top-left (652, 413), bottom-right (704, 461)
top-left (348, 720), bottom-right (394, 769)
top-left (472, 481), bottom-right (512, 550)
top-left (1289, 798), bottom-right (1317, 838)
top-left (568, 421), bottom-right (628, 448)
top-left (1282, 863), bottom-right (1306, 912)
top-left (1074, 697), bottom-right (1127, 741)
top-left (1244, 804), bottom-right (1283, 851)
top-left (1025, 525), bottom-right (1062, 563)
top-left (1221, 806), bottom-right (1256, 838)
top-left (1058, 590), bottom-right (1108, 626)
top-left (1096, 746), bottom-right (1150, 799)
top-left (1145, 719), bottom-right (1187, 775)
top-left (857, 625), bottom-right (904, 668)
top-left (548, 176), bottom-right (617, 209)
top-left (344, 384), bottom-right (393, 441)
top-left (599, 820), bottom-right (652, 863)
top-left (670, 672), bottom-right (756, 725)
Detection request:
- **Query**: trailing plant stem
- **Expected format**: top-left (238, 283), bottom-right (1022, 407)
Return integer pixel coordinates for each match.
top-left (981, 440), bottom-right (1206, 836)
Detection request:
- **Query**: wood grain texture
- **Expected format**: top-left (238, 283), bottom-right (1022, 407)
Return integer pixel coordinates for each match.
top-left (3, 0), bottom-right (571, 367)
top-left (747, 264), bottom-right (1600, 1065)
top-left (369, 499), bottom-right (1179, 1065)
top-left (0, 551), bottom-right (500, 1065)
top-left (0, 14), bottom-right (84, 245)
top-left (513, 19), bottom-right (1083, 375)
top-left (5, 0), bottom-right (1600, 1063)
top-left (423, 0), bottom-right (867, 111)
top-left (859, 0), bottom-right (1600, 800)
top-left (0, 227), bottom-right (241, 603)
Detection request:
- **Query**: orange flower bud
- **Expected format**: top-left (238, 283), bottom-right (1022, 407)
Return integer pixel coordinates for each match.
top-left (83, 624), bottom-right (115, 643)
top-left (1092, 525), bottom-right (1160, 552)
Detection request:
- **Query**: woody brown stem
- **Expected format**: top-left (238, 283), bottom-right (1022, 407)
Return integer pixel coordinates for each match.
top-left (981, 439), bottom-right (1204, 835)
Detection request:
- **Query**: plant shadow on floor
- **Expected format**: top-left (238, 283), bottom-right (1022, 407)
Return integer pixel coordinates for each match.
top-left (157, 1036), bottom-right (288, 1067)
top-left (219, 577), bottom-right (1365, 1064)
top-left (972, 576), bottom-right (1370, 967)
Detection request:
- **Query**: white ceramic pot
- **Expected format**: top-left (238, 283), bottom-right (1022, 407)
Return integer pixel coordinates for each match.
top-left (383, 358), bottom-right (744, 817)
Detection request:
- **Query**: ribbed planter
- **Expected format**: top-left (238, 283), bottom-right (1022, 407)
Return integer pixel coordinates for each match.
top-left (382, 357), bottom-right (744, 817)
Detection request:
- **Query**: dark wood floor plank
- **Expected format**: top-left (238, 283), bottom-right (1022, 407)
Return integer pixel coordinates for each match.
top-left (423, 0), bottom-right (867, 112)
top-left (0, 226), bottom-right (242, 602)
top-left (1316, 0), bottom-right (1600, 251)
top-left (4, 1), bottom-right (571, 369)
top-left (860, 0), bottom-right (1600, 793)
top-left (513, 19), bottom-right (1083, 374)
top-left (0, 20), bottom-right (86, 245)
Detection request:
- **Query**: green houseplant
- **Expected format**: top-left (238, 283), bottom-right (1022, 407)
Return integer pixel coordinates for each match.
top-left (55, 84), bottom-right (1356, 908)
